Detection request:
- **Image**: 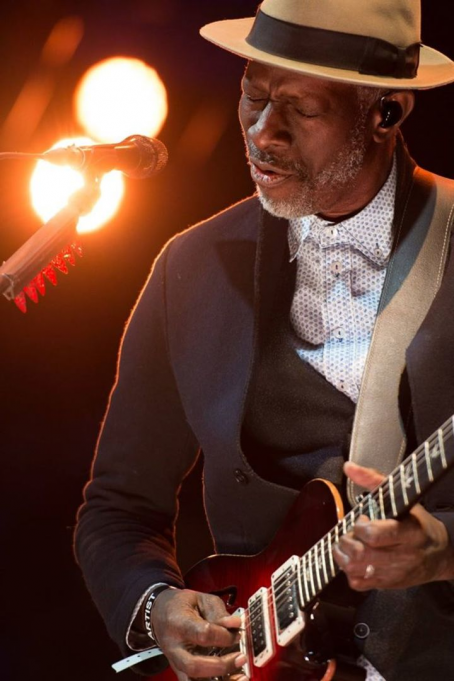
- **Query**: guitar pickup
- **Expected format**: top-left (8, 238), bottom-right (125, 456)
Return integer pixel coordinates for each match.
top-left (248, 587), bottom-right (275, 667)
top-left (271, 556), bottom-right (306, 646)
top-left (233, 607), bottom-right (251, 679)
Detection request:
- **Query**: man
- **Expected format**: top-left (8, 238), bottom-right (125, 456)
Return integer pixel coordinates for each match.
top-left (75, 1), bottom-right (454, 680)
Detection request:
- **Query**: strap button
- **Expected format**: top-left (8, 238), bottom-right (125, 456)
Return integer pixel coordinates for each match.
top-left (353, 623), bottom-right (370, 640)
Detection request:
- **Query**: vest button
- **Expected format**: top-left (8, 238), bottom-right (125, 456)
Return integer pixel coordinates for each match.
top-left (353, 623), bottom-right (370, 640)
top-left (234, 468), bottom-right (249, 485)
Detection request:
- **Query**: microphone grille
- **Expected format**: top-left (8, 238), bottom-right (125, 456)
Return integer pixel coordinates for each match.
top-left (125, 135), bottom-right (169, 179)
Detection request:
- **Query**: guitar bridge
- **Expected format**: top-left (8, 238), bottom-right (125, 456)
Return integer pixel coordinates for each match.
top-left (271, 556), bottom-right (306, 646)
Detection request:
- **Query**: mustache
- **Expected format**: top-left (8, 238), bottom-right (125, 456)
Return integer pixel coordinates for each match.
top-left (247, 142), bottom-right (304, 176)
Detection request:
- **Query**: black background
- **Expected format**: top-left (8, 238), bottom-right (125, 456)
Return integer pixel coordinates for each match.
top-left (0, 2), bottom-right (452, 680)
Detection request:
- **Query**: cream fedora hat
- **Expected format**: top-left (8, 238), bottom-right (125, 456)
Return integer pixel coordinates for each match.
top-left (201, 0), bottom-right (454, 89)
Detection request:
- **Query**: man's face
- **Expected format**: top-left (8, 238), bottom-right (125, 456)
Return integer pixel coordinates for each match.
top-left (239, 62), bottom-right (375, 219)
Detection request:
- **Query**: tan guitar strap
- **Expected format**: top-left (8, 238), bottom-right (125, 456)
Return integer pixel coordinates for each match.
top-left (347, 167), bottom-right (454, 506)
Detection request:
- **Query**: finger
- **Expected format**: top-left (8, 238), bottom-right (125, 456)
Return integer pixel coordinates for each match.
top-left (353, 516), bottom-right (418, 548)
top-left (336, 534), bottom-right (367, 563)
top-left (173, 670), bottom-right (189, 681)
top-left (348, 574), bottom-right (379, 592)
top-left (332, 543), bottom-right (382, 591)
top-left (181, 617), bottom-right (242, 649)
top-left (343, 461), bottom-right (385, 491)
top-left (198, 594), bottom-right (242, 642)
top-left (199, 592), bottom-right (233, 621)
top-left (214, 613), bottom-right (243, 630)
top-left (171, 648), bottom-right (246, 679)
top-left (332, 541), bottom-right (372, 579)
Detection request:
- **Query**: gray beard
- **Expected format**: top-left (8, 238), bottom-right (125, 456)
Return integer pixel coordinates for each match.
top-left (252, 116), bottom-right (369, 220)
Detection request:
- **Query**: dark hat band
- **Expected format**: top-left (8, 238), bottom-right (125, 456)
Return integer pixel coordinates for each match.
top-left (246, 10), bottom-right (420, 79)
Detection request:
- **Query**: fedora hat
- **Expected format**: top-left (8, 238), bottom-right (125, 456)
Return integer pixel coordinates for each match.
top-left (200, 0), bottom-right (454, 89)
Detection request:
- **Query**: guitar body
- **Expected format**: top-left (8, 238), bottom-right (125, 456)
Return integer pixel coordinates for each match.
top-left (154, 479), bottom-right (346, 681)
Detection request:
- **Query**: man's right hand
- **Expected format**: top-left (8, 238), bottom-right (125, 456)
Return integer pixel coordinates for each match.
top-left (151, 588), bottom-right (247, 681)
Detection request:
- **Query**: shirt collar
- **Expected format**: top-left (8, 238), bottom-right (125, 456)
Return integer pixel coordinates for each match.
top-left (288, 156), bottom-right (397, 266)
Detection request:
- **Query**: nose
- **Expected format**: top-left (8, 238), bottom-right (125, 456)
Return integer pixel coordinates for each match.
top-left (247, 101), bottom-right (291, 153)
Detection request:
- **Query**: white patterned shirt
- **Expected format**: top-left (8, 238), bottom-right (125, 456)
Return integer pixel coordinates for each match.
top-left (288, 158), bottom-right (397, 403)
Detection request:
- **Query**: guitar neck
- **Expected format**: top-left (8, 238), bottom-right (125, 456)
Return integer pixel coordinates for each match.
top-left (296, 415), bottom-right (454, 608)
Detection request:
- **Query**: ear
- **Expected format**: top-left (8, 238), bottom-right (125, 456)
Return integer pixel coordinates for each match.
top-left (371, 91), bottom-right (415, 143)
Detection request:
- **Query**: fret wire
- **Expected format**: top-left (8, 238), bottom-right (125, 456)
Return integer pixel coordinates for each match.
top-left (321, 537), bottom-right (328, 584)
top-left (400, 463), bottom-right (409, 507)
top-left (368, 494), bottom-right (376, 520)
top-left (314, 545), bottom-right (322, 591)
top-left (438, 428), bottom-right (448, 469)
top-left (358, 500), bottom-right (364, 518)
top-left (425, 440), bottom-right (434, 482)
top-left (412, 450), bottom-right (421, 495)
top-left (378, 486), bottom-right (385, 518)
top-left (302, 554), bottom-right (310, 603)
top-left (451, 416), bottom-right (454, 456)
top-left (388, 473), bottom-right (397, 517)
top-left (327, 532), bottom-right (335, 575)
top-left (308, 550), bottom-right (316, 598)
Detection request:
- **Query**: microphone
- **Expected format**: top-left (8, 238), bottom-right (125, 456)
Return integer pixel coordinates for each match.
top-left (41, 135), bottom-right (168, 179)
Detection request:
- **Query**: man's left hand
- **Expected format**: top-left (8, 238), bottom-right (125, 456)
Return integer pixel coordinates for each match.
top-left (332, 461), bottom-right (454, 591)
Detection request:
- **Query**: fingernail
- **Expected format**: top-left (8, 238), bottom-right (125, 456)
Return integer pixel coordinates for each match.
top-left (235, 654), bottom-right (247, 668)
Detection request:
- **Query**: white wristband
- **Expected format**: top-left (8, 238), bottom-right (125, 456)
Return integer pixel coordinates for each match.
top-left (112, 647), bottom-right (165, 673)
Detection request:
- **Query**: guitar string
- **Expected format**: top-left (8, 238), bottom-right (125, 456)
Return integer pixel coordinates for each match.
top-left (244, 420), bottom-right (454, 629)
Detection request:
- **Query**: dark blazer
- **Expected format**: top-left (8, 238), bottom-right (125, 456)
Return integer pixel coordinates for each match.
top-left (75, 146), bottom-right (454, 680)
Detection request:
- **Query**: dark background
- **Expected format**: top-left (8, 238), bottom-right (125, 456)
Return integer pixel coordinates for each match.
top-left (0, 1), bottom-right (452, 680)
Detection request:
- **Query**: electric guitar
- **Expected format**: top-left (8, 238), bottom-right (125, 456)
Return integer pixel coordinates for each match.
top-left (154, 415), bottom-right (454, 681)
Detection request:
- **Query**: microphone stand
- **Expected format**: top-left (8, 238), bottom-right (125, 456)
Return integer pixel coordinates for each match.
top-left (0, 173), bottom-right (101, 301)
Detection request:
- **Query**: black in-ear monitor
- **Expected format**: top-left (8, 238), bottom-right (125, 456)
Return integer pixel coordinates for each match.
top-left (379, 97), bottom-right (403, 128)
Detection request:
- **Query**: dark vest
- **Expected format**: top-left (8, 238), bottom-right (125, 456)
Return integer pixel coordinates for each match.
top-left (242, 255), bottom-right (355, 495)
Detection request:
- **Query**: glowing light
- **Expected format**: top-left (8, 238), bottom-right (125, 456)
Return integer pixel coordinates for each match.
top-left (30, 137), bottom-right (124, 234)
top-left (75, 57), bottom-right (168, 143)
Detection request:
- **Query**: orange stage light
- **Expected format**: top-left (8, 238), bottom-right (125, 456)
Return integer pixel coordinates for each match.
top-left (74, 57), bottom-right (168, 143)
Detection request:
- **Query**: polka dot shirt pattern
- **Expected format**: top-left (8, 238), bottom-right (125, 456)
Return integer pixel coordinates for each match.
top-left (288, 158), bottom-right (397, 404)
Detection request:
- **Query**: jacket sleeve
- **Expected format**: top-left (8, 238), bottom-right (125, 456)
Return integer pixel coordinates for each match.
top-left (74, 241), bottom-right (200, 671)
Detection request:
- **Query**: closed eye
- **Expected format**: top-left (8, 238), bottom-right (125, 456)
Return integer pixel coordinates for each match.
top-left (245, 95), bottom-right (267, 103)
top-left (296, 109), bottom-right (320, 118)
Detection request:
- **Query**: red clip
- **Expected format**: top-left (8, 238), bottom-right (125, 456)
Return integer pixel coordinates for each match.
top-left (14, 292), bottom-right (27, 313)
